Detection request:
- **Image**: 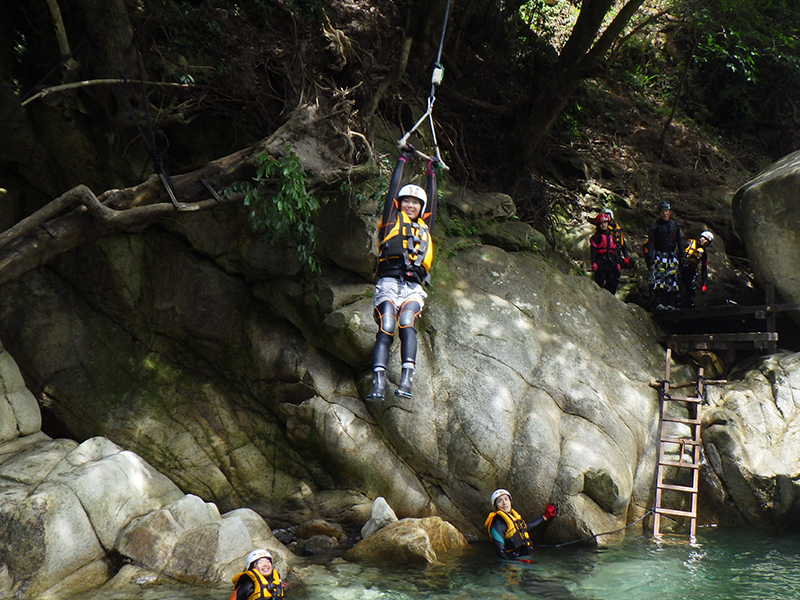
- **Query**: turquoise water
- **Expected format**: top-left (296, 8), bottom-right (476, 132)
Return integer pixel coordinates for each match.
top-left (78, 527), bottom-right (800, 600)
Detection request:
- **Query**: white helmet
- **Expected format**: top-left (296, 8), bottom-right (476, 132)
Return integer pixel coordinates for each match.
top-left (245, 548), bottom-right (272, 569)
top-left (601, 207), bottom-right (614, 220)
top-left (699, 231), bottom-right (714, 243)
top-left (397, 184), bottom-right (427, 214)
top-left (490, 488), bottom-right (511, 508)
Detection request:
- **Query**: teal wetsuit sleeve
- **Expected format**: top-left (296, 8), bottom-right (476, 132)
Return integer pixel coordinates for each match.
top-left (489, 516), bottom-right (508, 557)
top-left (490, 525), bottom-right (505, 544)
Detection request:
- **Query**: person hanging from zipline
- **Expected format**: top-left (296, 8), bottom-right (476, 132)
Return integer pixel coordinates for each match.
top-left (367, 146), bottom-right (438, 401)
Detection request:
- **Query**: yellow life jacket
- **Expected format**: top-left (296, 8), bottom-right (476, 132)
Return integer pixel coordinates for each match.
top-left (484, 508), bottom-right (532, 552)
top-left (608, 222), bottom-right (626, 249)
top-left (377, 211), bottom-right (434, 284)
top-left (683, 239), bottom-right (705, 267)
top-left (230, 569), bottom-right (283, 600)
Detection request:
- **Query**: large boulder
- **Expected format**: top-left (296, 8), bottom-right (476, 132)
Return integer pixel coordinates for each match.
top-left (732, 150), bottom-right (800, 314)
top-left (700, 352), bottom-right (800, 531)
top-left (347, 517), bottom-right (468, 564)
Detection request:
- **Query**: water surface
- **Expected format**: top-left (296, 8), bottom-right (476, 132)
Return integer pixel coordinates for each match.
top-left (74, 527), bottom-right (800, 600)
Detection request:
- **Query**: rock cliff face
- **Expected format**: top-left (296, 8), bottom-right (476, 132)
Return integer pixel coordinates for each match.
top-left (0, 191), bottom-right (666, 542)
top-left (700, 352), bottom-right (800, 530)
top-left (1, 174), bottom-right (798, 572)
top-left (0, 345), bottom-right (289, 599)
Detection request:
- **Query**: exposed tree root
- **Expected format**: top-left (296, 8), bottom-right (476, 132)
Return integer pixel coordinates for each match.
top-left (0, 104), bottom-right (377, 287)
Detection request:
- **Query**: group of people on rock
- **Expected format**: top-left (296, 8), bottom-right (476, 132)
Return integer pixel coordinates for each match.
top-left (590, 201), bottom-right (713, 310)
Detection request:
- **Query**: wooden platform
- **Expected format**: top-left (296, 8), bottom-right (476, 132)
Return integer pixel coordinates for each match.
top-left (653, 285), bottom-right (799, 354)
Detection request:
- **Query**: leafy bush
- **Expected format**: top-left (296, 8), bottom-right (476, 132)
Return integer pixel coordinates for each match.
top-left (227, 150), bottom-right (320, 272)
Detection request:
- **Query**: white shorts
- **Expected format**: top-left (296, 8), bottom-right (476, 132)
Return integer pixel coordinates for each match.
top-left (373, 277), bottom-right (427, 309)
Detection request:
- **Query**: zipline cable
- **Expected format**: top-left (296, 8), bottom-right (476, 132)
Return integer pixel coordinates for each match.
top-left (397, 0), bottom-right (452, 170)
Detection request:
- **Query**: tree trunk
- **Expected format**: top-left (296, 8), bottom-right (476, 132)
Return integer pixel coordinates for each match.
top-left (517, 0), bottom-right (647, 172)
top-left (73, 0), bottom-right (142, 122)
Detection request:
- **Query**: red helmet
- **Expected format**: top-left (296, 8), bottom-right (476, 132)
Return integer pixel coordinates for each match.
top-left (595, 213), bottom-right (611, 223)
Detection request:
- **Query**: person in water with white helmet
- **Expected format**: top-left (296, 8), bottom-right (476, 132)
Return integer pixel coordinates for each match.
top-left (484, 488), bottom-right (558, 560)
top-left (230, 548), bottom-right (284, 599)
top-left (679, 230), bottom-right (714, 308)
top-left (367, 145), bottom-right (438, 401)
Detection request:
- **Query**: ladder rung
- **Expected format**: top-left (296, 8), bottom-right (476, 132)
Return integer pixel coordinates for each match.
top-left (662, 416), bottom-right (701, 425)
top-left (664, 395), bottom-right (702, 403)
top-left (659, 459), bottom-right (701, 469)
top-left (657, 482), bottom-right (698, 493)
top-left (655, 507), bottom-right (696, 519)
top-left (661, 436), bottom-right (701, 445)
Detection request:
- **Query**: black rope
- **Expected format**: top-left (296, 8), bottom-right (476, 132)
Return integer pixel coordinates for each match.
top-left (539, 508), bottom-right (656, 548)
top-left (397, 0), bottom-right (453, 168)
top-left (433, 0), bottom-right (452, 74)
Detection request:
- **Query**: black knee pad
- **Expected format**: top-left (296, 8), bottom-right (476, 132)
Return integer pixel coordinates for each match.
top-left (374, 301), bottom-right (397, 336)
top-left (398, 300), bottom-right (421, 329)
top-left (372, 332), bottom-right (392, 370)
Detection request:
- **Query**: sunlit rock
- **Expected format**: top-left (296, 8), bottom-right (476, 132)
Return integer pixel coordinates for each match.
top-left (701, 352), bottom-right (800, 530)
top-left (0, 359), bottom-right (292, 599)
top-left (348, 517), bottom-right (468, 564)
top-left (361, 496), bottom-right (398, 539)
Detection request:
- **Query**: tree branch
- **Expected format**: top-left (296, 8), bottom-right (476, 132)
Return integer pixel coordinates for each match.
top-left (0, 103), bottom-right (375, 287)
top-left (21, 79), bottom-right (190, 107)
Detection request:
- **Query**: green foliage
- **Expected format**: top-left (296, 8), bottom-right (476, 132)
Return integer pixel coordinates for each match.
top-left (227, 150), bottom-right (320, 272)
top-left (685, 0), bottom-right (800, 130)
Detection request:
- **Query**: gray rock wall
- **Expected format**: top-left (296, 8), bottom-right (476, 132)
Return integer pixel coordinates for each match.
top-left (701, 352), bottom-right (800, 530)
top-left (0, 196), bottom-right (668, 542)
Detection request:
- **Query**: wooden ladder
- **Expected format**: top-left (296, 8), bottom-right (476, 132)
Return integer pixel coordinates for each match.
top-left (653, 348), bottom-right (704, 543)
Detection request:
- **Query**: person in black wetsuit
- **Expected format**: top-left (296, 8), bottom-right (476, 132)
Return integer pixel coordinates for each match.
top-left (644, 201), bottom-right (682, 310)
top-left (366, 146), bottom-right (438, 400)
top-left (484, 488), bottom-right (557, 560)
